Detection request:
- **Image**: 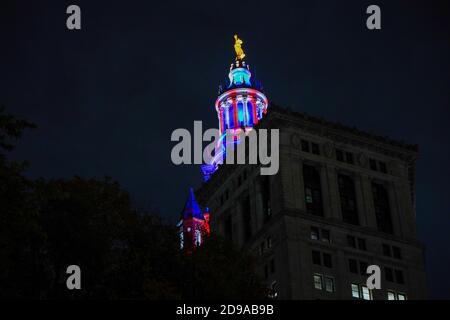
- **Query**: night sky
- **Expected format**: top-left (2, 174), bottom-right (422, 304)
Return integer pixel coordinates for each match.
top-left (1, 0), bottom-right (449, 298)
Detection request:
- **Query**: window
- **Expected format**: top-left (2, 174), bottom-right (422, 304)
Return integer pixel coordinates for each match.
top-left (259, 242), bottom-right (265, 255)
top-left (357, 238), bottom-right (367, 251)
top-left (347, 235), bottom-right (356, 248)
top-left (323, 253), bottom-right (332, 268)
top-left (352, 284), bottom-right (373, 300)
top-left (379, 162), bottom-right (387, 173)
top-left (372, 183), bottom-right (394, 234)
top-left (385, 267), bottom-right (394, 282)
top-left (387, 291), bottom-right (396, 300)
top-left (312, 143), bottom-right (320, 155)
top-left (388, 291), bottom-right (407, 300)
top-left (310, 227), bottom-right (320, 240)
top-left (321, 229), bottom-right (331, 243)
top-left (349, 259), bottom-right (358, 274)
top-left (359, 261), bottom-right (368, 275)
top-left (303, 164), bottom-right (323, 216)
top-left (264, 265), bottom-right (269, 280)
top-left (313, 274), bottom-right (323, 290)
top-left (336, 149), bottom-right (344, 162)
top-left (338, 174), bottom-right (359, 225)
top-left (393, 246), bottom-right (402, 259)
top-left (361, 286), bottom-right (372, 300)
top-left (395, 270), bottom-right (404, 284)
top-left (312, 250), bottom-right (322, 265)
top-left (351, 284), bottom-right (360, 298)
top-left (324, 277), bottom-right (335, 293)
top-left (382, 244), bottom-right (392, 257)
top-left (370, 159), bottom-right (377, 171)
top-left (270, 258), bottom-right (275, 274)
top-left (346, 152), bottom-right (354, 165)
top-left (301, 139), bottom-right (310, 152)
top-left (397, 293), bottom-right (407, 300)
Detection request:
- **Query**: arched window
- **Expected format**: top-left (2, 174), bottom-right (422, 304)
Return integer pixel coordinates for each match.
top-left (303, 164), bottom-right (323, 216)
top-left (372, 183), bottom-right (393, 234)
top-left (237, 101), bottom-right (244, 126)
top-left (338, 174), bottom-right (359, 225)
top-left (246, 100), bottom-right (253, 126)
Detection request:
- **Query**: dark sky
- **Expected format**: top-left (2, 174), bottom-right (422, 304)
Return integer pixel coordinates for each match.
top-left (1, 0), bottom-right (449, 298)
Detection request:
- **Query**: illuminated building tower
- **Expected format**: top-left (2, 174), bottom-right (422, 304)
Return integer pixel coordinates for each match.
top-left (178, 188), bottom-right (211, 253)
top-left (201, 35), bottom-right (269, 181)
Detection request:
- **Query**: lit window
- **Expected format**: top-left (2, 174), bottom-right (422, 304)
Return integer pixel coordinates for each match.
top-left (310, 226), bottom-right (320, 240)
top-left (362, 285), bottom-right (372, 300)
top-left (387, 291), bottom-right (396, 300)
top-left (314, 274), bottom-right (323, 290)
top-left (397, 293), bottom-right (407, 300)
top-left (324, 277), bottom-right (335, 293)
top-left (351, 284), bottom-right (360, 298)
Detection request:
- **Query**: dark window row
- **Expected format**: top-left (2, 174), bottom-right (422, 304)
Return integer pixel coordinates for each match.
top-left (302, 164), bottom-right (394, 234)
top-left (370, 158), bottom-right (387, 173)
top-left (382, 244), bottom-right (402, 259)
top-left (301, 139), bottom-right (321, 155)
top-left (312, 250), bottom-right (333, 268)
top-left (348, 258), bottom-right (369, 275)
top-left (385, 267), bottom-right (405, 284)
top-left (347, 235), bottom-right (367, 251)
top-left (310, 226), bottom-right (331, 243)
top-left (336, 149), bottom-right (354, 165)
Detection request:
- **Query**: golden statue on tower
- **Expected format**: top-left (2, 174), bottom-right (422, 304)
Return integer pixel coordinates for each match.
top-left (234, 34), bottom-right (246, 60)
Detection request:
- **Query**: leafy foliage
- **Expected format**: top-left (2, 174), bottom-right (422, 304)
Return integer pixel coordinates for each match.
top-left (0, 107), bottom-right (264, 299)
